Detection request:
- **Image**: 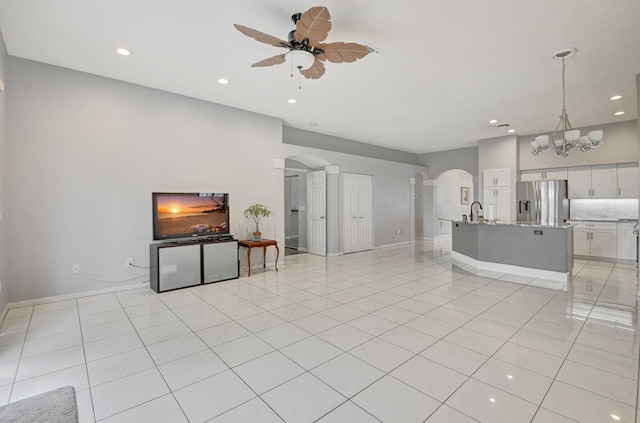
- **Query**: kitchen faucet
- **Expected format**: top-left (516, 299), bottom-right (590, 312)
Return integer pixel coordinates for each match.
top-left (470, 201), bottom-right (483, 222)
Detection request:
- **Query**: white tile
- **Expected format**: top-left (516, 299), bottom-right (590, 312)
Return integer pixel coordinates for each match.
top-left (421, 341), bottom-right (489, 376)
top-left (81, 319), bottom-right (134, 343)
top-left (472, 357), bottom-right (553, 404)
top-left (493, 342), bottom-right (564, 378)
top-left (145, 333), bottom-right (207, 365)
top-left (79, 308), bottom-right (128, 328)
top-left (316, 401), bottom-right (381, 422)
top-left (208, 397), bottom-right (284, 423)
top-left (29, 307), bottom-right (78, 325)
top-left (312, 351), bottom-right (385, 396)
top-left (350, 338), bottom-right (413, 372)
top-left (566, 343), bottom-right (638, 379)
top-left (84, 331), bottom-right (144, 362)
top-left (99, 393), bottom-right (188, 423)
top-left (425, 405), bottom-right (479, 423)
top-left (256, 323), bottom-right (310, 349)
top-left (91, 368), bottom-right (170, 421)
top-left (556, 359), bottom-right (637, 406)
top-left (15, 345), bottom-right (85, 381)
top-left (124, 301), bottom-right (167, 318)
top-left (136, 320), bottom-right (191, 345)
top-left (270, 303), bottom-right (316, 321)
top-left (77, 294), bottom-right (122, 316)
top-left (87, 347), bottom-right (155, 387)
top-left (236, 311), bottom-right (285, 332)
top-left (510, 328), bottom-right (573, 358)
top-left (33, 300), bottom-right (77, 314)
top-left (26, 318), bottom-right (81, 340)
top-left (234, 351), bottom-right (305, 394)
top-left (262, 373), bottom-right (346, 423)
top-left (574, 330), bottom-right (639, 359)
top-left (316, 324), bottom-right (373, 351)
top-left (279, 336), bottom-right (342, 370)
top-left (463, 317), bottom-right (519, 341)
top-left (530, 408), bottom-right (579, 423)
top-left (380, 325), bottom-right (438, 353)
top-left (213, 334), bottom-right (274, 367)
top-left (446, 378), bottom-right (538, 423)
top-left (0, 385), bottom-right (9, 406)
top-left (1, 316), bottom-right (30, 332)
top-left (404, 315), bottom-right (458, 338)
top-left (0, 343), bottom-right (22, 364)
top-left (391, 355), bottom-right (467, 402)
top-left (174, 370), bottom-right (256, 423)
top-left (158, 349), bottom-right (228, 390)
top-left (542, 381), bottom-right (636, 423)
top-left (5, 306), bottom-right (33, 319)
top-left (347, 314), bottom-right (398, 336)
top-left (352, 375), bottom-right (440, 423)
top-left (10, 364), bottom-right (88, 402)
top-left (291, 313), bottom-right (341, 334)
top-left (197, 321), bottom-right (251, 347)
top-left (371, 305), bottom-right (420, 324)
top-left (320, 304), bottom-right (367, 323)
top-left (129, 309), bottom-right (179, 331)
top-left (75, 388), bottom-right (94, 423)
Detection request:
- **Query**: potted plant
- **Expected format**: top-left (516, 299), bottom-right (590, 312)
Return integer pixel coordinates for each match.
top-left (243, 203), bottom-right (274, 241)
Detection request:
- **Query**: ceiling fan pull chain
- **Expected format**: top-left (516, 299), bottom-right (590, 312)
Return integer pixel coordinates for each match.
top-left (298, 70), bottom-right (302, 89)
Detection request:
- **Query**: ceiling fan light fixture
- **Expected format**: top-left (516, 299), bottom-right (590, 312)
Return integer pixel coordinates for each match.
top-left (286, 50), bottom-right (316, 70)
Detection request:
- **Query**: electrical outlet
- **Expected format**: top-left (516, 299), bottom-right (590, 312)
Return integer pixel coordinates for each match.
top-left (72, 264), bottom-right (80, 274)
top-left (126, 258), bottom-right (134, 267)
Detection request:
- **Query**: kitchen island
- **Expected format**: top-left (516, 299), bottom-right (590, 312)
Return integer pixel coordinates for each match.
top-left (452, 221), bottom-right (574, 282)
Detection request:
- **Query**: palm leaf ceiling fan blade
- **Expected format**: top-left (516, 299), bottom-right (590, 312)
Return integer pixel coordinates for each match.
top-left (251, 54), bottom-right (287, 67)
top-left (294, 6), bottom-right (332, 44)
top-left (233, 24), bottom-right (290, 48)
top-left (300, 60), bottom-right (326, 79)
top-left (234, 6), bottom-right (370, 80)
top-left (318, 42), bottom-right (370, 63)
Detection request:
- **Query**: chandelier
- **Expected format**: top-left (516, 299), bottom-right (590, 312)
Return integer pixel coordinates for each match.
top-left (530, 48), bottom-right (604, 158)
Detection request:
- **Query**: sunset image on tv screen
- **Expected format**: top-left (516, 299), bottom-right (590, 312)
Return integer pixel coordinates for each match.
top-left (156, 195), bottom-right (227, 237)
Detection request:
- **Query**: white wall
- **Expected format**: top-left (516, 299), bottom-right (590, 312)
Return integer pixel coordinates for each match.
top-left (7, 58), bottom-right (283, 302)
top-left (478, 135), bottom-right (518, 220)
top-left (0, 32), bottom-right (8, 312)
top-left (281, 142), bottom-right (428, 249)
top-left (435, 170), bottom-right (474, 221)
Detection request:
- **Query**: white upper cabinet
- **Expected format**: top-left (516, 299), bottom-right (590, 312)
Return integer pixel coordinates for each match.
top-left (568, 164), bottom-right (617, 199)
top-left (616, 163), bottom-right (639, 198)
top-left (520, 168), bottom-right (567, 182)
top-left (484, 168), bottom-right (510, 187)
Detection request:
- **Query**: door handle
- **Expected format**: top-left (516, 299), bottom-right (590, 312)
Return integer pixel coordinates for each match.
top-left (320, 216), bottom-right (325, 219)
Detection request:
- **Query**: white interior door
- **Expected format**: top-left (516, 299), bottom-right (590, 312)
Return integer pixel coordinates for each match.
top-left (307, 170), bottom-right (327, 256)
top-left (343, 173), bottom-right (373, 253)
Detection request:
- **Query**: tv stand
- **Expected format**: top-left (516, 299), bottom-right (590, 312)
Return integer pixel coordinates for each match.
top-left (150, 238), bottom-right (239, 293)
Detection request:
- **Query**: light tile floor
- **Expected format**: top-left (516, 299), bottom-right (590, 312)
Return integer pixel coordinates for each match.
top-left (1, 241), bottom-right (639, 422)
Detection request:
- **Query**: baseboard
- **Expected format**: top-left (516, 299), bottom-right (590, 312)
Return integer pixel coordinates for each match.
top-left (374, 240), bottom-right (415, 250)
top-left (297, 247), bottom-right (308, 252)
top-left (327, 252), bottom-right (343, 257)
top-left (451, 251), bottom-right (570, 282)
top-left (4, 281), bottom-right (150, 312)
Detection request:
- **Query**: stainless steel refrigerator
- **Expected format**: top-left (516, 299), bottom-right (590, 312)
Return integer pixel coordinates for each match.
top-left (517, 180), bottom-right (568, 226)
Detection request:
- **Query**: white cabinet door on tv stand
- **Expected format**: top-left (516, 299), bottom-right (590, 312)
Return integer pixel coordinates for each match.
top-left (157, 244), bottom-right (201, 291)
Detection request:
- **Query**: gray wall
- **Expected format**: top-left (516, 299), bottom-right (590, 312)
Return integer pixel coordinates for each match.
top-left (284, 127), bottom-right (422, 166)
top-left (7, 58), bottom-right (283, 302)
top-left (519, 120), bottom-right (638, 170)
top-left (0, 32), bottom-right (8, 312)
top-left (417, 146), bottom-right (479, 179)
top-left (281, 140), bottom-right (428, 249)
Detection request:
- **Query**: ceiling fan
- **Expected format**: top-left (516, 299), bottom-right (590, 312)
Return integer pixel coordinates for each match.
top-left (234, 6), bottom-right (370, 80)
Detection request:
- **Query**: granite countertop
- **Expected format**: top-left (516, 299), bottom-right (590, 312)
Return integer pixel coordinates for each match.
top-left (453, 220), bottom-right (572, 229)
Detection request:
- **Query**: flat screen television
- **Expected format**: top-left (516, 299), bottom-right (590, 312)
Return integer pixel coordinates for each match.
top-left (152, 192), bottom-right (230, 240)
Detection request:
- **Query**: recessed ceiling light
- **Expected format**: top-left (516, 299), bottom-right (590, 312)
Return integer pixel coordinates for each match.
top-left (218, 78), bottom-right (229, 85)
top-left (489, 398), bottom-right (496, 403)
top-left (288, 99), bottom-right (296, 104)
top-left (116, 48), bottom-right (131, 56)
top-left (309, 123), bottom-right (318, 127)
top-left (614, 111), bottom-right (625, 116)
top-left (507, 129), bottom-right (516, 133)
top-left (611, 415), bottom-right (621, 421)
top-left (610, 95), bottom-right (622, 101)
top-left (489, 119), bottom-right (498, 124)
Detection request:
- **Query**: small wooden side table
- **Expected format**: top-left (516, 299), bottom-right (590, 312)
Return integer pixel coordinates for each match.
top-left (238, 239), bottom-right (279, 276)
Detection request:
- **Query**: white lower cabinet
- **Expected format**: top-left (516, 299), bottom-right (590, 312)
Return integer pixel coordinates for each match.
top-left (572, 222), bottom-right (617, 259)
top-left (616, 222), bottom-right (637, 261)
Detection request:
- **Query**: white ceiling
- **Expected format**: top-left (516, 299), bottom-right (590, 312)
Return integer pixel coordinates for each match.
top-left (1, 0), bottom-right (639, 154)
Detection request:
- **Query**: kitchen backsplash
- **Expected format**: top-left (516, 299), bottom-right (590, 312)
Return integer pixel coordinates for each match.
top-left (569, 198), bottom-right (639, 220)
